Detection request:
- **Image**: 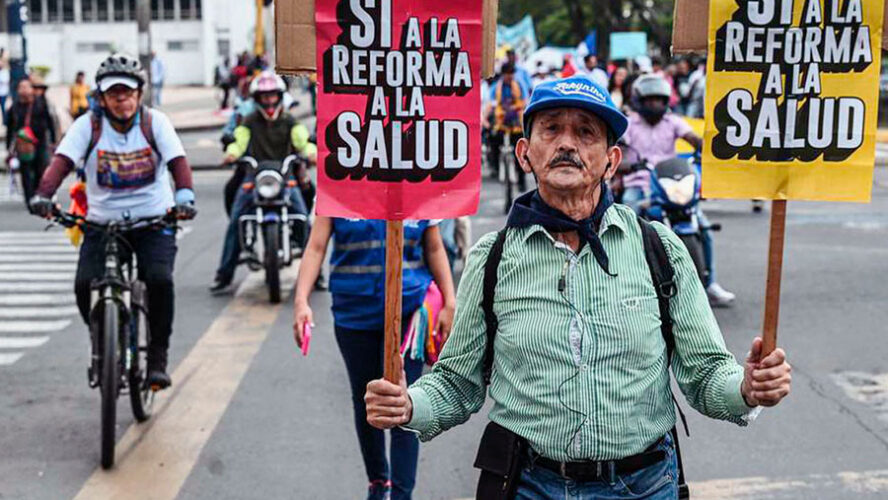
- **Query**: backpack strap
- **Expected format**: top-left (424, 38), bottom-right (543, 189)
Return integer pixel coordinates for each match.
top-left (637, 215), bottom-right (690, 500)
top-left (481, 228), bottom-right (509, 386)
top-left (139, 106), bottom-right (161, 160)
top-left (83, 111), bottom-right (103, 163)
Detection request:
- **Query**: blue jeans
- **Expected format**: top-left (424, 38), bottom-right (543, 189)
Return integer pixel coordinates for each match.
top-left (516, 434), bottom-right (679, 500)
top-left (215, 185), bottom-right (308, 281)
top-left (697, 209), bottom-right (716, 287)
top-left (334, 324), bottom-right (424, 500)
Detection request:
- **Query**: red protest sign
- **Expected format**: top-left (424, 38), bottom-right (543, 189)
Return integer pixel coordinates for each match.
top-left (315, 0), bottom-right (483, 220)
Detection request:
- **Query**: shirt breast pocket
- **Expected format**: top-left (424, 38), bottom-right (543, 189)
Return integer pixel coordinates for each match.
top-left (594, 294), bottom-right (665, 367)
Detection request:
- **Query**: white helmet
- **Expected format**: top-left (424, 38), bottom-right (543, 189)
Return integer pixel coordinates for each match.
top-left (633, 74), bottom-right (672, 99)
top-left (249, 71), bottom-right (287, 97)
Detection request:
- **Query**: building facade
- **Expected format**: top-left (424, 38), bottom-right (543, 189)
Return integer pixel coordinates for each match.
top-left (13, 0), bottom-right (267, 86)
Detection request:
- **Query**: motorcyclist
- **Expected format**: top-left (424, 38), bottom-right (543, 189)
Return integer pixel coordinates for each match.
top-left (29, 53), bottom-right (197, 389)
top-left (619, 73), bottom-right (735, 307)
top-left (210, 71), bottom-right (315, 293)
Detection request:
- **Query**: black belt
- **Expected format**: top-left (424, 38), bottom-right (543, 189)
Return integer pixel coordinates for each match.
top-left (530, 437), bottom-right (667, 483)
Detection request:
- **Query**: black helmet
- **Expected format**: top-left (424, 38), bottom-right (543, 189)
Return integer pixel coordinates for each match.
top-left (95, 53), bottom-right (145, 91)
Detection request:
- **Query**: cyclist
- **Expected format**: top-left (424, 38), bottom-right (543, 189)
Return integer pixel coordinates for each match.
top-left (620, 73), bottom-right (735, 307)
top-left (210, 71), bottom-right (315, 293)
top-left (30, 53), bottom-right (197, 389)
top-left (487, 62), bottom-right (527, 192)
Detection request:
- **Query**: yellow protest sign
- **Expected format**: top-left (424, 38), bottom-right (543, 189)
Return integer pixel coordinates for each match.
top-left (703, 0), bottom-right (883, 202)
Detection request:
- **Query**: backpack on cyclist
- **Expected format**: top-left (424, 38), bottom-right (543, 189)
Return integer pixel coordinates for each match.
top-left (479, 216), bottom-right (691, 499)
top-left (83, 106), bottom-right (160, 163)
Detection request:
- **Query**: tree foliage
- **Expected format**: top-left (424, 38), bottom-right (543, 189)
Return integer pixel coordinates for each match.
top-left (498, 0), bottom-right (675, 60)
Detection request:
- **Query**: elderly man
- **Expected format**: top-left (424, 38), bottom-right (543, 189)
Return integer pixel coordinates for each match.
top-left (365, 76), bottom-right (792, 499)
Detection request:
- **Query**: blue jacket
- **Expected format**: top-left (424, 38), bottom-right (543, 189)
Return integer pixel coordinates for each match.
top-left (329, 218), bottom-right (433, 330)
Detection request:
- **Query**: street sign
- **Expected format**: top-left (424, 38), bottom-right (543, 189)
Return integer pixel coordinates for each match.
top-left (703, 0), bottom-right (885, 354)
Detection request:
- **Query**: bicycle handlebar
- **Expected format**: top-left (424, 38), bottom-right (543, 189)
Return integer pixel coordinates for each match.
top-left (50, 207), bottom-right (179, 232)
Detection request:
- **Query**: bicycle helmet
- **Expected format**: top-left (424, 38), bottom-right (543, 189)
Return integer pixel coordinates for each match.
top-left (96, 53), bottom-right (145, 92)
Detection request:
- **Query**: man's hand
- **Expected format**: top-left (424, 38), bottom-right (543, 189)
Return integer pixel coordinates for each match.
top-left (222, 153), bottom-right (238, 165)
top-left (174, 203), bottom-right (197, 220)
top-left (741, 337), bottom-right (792, 407)
top-left (365, 371), bottom-right (412, 430)
top-left (29, 195), bottom-right (55, 219)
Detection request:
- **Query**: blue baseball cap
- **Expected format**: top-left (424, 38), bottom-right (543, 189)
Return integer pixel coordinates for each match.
top-left (522, 76), bottom-right (629, 142)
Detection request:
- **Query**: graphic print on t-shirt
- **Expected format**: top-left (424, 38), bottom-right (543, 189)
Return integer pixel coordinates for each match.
top-left (96, 147), bottom-right (156, 189)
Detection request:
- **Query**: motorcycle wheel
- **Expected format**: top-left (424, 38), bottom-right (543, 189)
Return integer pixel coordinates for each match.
top-left (678, 233), bottom-right (707, 287)
top-left (263, 223), bottom-right (282, 303)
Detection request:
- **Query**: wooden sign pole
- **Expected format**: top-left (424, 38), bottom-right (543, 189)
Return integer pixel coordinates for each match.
top-left (383, 220), bottom-right (404, 383)
top-left (762, 200), bottom-right (787, 357)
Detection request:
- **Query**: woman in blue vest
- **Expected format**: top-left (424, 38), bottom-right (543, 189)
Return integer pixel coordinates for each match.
top-left (293, 216), bottom-right (456, 500)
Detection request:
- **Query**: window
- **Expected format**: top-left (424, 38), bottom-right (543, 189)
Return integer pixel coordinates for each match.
top-left (180, 0), bottom-right (191, 20)
top-left (97, 0), bottom-right (108, 21)
top-left (127, 0), bottom-right (136, 20)
top-left (151, 0), bottom-right (159, 20)
top-left (194, 0), bottom-right (200, 20)
top-left (81, 0), bottom-right (93, 22)
top-left (163, 0), bottom-right (174, 20)
top-left (29, 0), bottom-right (43, 24)
top-left (47, 0), bottom-right (59, 22)
top-left (113, 0), bottom-right (125, 21)
top-left (167, 39), bottom-right (199, 51)
top-left (62, 0), bottom-right (74, 22)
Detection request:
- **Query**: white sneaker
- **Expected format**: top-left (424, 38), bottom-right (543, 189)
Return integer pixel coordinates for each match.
top-left (707, 282), bottom-right (736, 307)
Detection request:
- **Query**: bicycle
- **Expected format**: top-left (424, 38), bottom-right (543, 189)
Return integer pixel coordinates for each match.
top-left (51, 207), bottom-right (179, 469)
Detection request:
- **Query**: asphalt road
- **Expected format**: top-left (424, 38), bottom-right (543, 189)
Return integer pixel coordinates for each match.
top-left (1, 168), bottom-right (887, 499)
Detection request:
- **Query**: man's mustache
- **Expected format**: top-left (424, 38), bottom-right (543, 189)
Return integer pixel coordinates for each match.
top-left (548, 152), bottom-right (586, 170)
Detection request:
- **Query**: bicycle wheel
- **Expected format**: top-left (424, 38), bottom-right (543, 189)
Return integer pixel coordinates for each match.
top-left (128, 282), bottom-right (154, 422)
top-left (100, 301), bottom-right (119, 469)
top-left (263, 222), bottom-right (282, 303)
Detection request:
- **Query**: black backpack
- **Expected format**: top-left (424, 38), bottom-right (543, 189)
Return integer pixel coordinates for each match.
top-left (480, 216), bottom-right (690, 499)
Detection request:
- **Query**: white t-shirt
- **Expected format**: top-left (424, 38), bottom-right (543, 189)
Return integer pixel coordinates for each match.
top-left (56, 108), bottom-right (185, 223)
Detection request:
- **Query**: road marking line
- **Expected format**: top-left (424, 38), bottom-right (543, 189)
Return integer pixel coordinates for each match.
top-left (73, 265), bottom-right (300, 500)
top-left (0, 272), bottom-right (76, 281)
top-left (0, 231), bottom-right (69, 239)
top-left (0, 319), bottom-right (72, 333)
top-left (0, 305), bottom-right (80, 318)
top-left (0, 263), bottom-right (77, 272)
top-left (0, 336), bottom-right (50, 348)
top-left (0, 294), bottom-right (76, 306)
top-left (0, 282), bottom-right (73, 293)
top-left (0, 254), bottom-right (79, 263)
top-left (0, 245), bottom-right (75, 253)
top-left (0, 352), bottom-right (24, 365)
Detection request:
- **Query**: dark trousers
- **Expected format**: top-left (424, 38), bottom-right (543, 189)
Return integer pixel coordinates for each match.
top-left (75, 226), bottom-right (177, 365)
top-left (334, 324), bottom-right (424, 500)
top-left (19, 147), bottom-right (48, 209)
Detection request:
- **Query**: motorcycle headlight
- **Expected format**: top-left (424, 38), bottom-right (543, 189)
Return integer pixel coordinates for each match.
top-left (255, 170), bottom-right (283, 199)
top-left (659, 175), bottom-right (696, 206)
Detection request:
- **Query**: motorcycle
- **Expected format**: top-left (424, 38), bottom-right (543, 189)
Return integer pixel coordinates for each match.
top-left (619, 148), bottom-right (718, 286)
top-left (236, 155), bottom-right (309, 303)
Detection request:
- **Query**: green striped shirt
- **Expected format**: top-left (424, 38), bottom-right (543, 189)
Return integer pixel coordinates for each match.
top-left (406, 203), bottom-right (750, 461)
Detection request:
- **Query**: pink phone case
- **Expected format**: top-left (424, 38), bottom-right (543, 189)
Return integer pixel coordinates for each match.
top-left (301, 323), bottom-right (312, 356)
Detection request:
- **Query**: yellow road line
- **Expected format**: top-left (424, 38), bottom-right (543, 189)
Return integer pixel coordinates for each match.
top-left (73, 266), bottom-right (298, 500)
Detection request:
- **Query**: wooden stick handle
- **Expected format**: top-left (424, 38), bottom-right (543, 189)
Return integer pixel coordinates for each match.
top-left (383, 220), bottom-right (404, 383)
top-left (762, 200), bottom-right (787, 357)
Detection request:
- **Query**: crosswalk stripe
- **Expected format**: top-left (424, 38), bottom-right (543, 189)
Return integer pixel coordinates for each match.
top-left (0, 336), bottom-right (50, 348)
top-left (0, 236), bottom-right (71, 244)
top-left (0, 231), bottom-right (69, 238)
top-left (0, 245), bottom-right (76, 253)
top-left (0, 320), bottom-right (72, 333)
top-left (0, 294), bottom-right (76, 306)
top-left (0, 254), bottom-right (79, 263)
top-left (0, 283), bottom-right (73, 293)
top-left (0, 305), bottom-right (80, 318)
top-left (0, 352), bottom-right (24, 366)
top-left (0, 263), bottom-right (77, 272)
top-left (0, 272), bottom-right (76, 281)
